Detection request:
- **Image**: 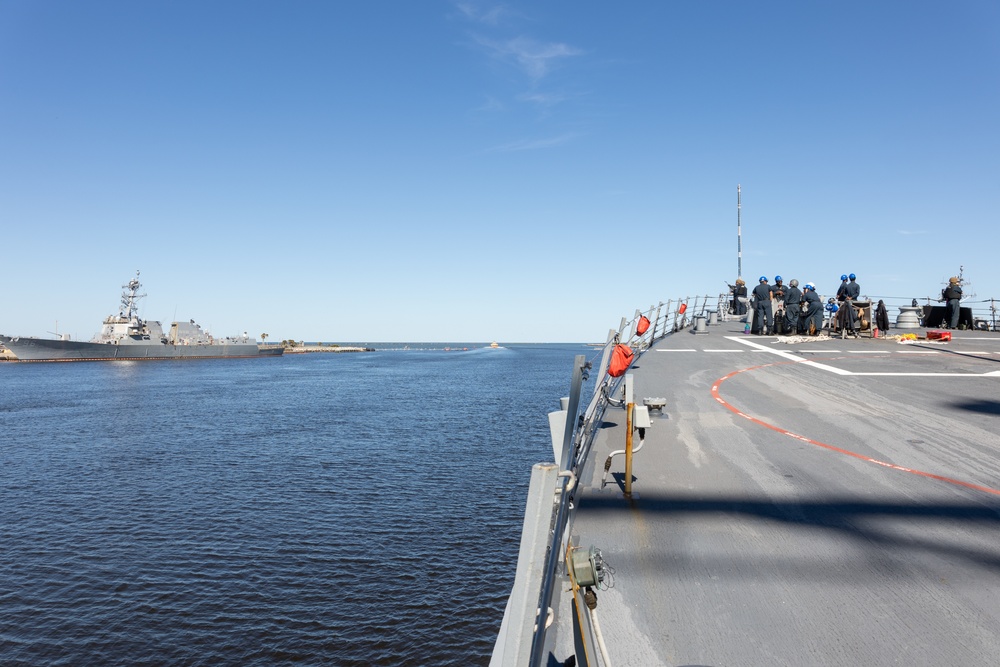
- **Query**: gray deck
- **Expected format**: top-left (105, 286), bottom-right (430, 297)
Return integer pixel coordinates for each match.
top-left (551, 322), bottom-right (1000, 666)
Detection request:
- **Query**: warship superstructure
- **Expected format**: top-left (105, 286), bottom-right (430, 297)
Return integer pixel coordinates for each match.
top-left (0, 272), bottom-right (280, 362)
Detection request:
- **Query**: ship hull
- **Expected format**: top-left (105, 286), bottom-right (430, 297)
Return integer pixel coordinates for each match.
top-left (0, 335), bottom-right (272, 362)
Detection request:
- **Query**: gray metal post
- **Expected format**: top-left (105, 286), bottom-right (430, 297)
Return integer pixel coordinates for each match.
top-left (593, 331), bottom-right (615, 399)
top-left (560, 355), bottom-right (587, 471)
top-left (530, 354), bottom-right (589, 666)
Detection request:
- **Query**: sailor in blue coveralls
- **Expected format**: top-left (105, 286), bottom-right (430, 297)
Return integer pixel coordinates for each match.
top-left (783, 279), bottom-right (802, 334)
top-left (802, 283), bottom-right (823, 335)
top-left (751, 276), bottom-right (774, 335)
top-left (771, 276), bottom-right (786, 333)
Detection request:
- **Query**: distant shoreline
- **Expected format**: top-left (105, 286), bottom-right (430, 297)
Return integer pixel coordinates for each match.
top-left (280, 344), bottom-right (374, 354)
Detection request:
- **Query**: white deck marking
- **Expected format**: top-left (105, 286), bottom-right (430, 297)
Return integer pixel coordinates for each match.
top-left (852, 371), bottom-right (1000, 376)
top-left (726, 336), bottom-right (1000, 377)
top-left (729, 337), bottom-right (851, 374)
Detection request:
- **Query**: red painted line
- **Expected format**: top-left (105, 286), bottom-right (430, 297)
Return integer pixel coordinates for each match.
top-left (711, 360), bottom-right (1000, 497)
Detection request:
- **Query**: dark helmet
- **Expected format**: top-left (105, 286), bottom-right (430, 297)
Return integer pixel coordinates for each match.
top-left (759, 276), bottom-right (767, 282)
top-left (774, 275), bottom-right (782, 282)
top-left (849, 273), bottom-right (856, 280)
top-left (841, 274), bottom-right (848, 281)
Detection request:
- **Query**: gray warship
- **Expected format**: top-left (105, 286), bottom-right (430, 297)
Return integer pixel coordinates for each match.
top-left (493, 292), bottom-right (1000, 666)
top-left (0, 272), bottom-right (281, 362)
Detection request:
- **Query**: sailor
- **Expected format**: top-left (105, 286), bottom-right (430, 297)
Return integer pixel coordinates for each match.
top-left (783, 279), bottom-right (802, 334)
top-left (772, 276), bottom-right (786, 334)
top-left (802, 283), bottom-right (823, 335)
top-left (845, 273), bottom-right (861, 300)
top-left (942, 277), bottom-right (963, 329)
top-left (751, 276), bottom-right (774, 335)
top-left (836, 274), bottom-right (849, 302)
top-left (732, 278), bottom-right (748, 315)
top-left (837, 273), bottom-right (861, 335)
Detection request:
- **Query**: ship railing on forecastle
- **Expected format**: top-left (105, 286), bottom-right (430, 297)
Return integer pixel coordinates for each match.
top-left (867, 295), bottom-right (999, 331)
top-left (492, 294), bottom-right (716, 666)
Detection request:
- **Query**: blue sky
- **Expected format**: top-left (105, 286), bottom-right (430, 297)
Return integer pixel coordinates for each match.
top-left (2, 1), bottom-right (998, 342)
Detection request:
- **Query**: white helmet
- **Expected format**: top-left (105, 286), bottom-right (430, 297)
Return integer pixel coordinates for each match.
top-left (805, 282), bottom-right (816, 291)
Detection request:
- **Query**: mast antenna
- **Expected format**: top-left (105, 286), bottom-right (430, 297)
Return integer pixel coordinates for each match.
top-left (737, 184), bottom-right (742, 280)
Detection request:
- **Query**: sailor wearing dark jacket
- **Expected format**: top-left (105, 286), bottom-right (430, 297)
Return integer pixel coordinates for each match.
top-left (751, 276), bottom-right (774, 335)
top-left (732, 278), bottom-right (748, 315)
top-left (845, 274), bottom-right (861, 300)
top-left (802, 283), bottom-right (823, 335)
top-left (837, 273), bottom-right (861, 334)
top-left (771, 276), bottom-right (786, 333)
top-left (943, 277), bottom-right (963, 328)
top-left (772, 276), bottom-right (786, 303)
top-left (783, 279), bottom-right (802, 334)
top-left (836, 275), bottom-right (849, 302)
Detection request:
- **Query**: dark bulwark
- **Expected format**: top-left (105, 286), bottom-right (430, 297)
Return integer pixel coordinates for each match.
top-left (923, 304), bottom-right (975, 330)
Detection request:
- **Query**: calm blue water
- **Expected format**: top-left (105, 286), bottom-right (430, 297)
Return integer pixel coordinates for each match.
top-left (0, 344), bottom-right (591, 666)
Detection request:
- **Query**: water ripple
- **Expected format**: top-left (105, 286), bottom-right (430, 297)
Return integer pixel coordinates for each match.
top-left (0, 345), bottom-right (586, 665)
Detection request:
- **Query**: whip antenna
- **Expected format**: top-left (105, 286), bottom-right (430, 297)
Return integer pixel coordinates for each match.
top-left (737, 184), bottom-right (742, 280)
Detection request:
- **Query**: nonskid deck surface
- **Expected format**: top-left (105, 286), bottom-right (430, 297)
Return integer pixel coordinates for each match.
top-left (552, 320), bottom-right (1000, 666)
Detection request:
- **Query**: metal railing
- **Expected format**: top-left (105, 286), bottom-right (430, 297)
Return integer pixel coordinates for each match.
top-left (494, 296), bottom-right (709, 666)
top-left (867, 295), bottom-right (999, 331)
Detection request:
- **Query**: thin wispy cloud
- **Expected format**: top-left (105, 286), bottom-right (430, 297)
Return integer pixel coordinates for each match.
top-left (516, 91), bottom-right (568, 108)
top-left (455, 2), bottom-right (512, 26)
top-left (474, 35), bottom-right (582, 81)
top-left (476, 95), bottom-right (506, 113)
top-left (489, 133), bottom-right (581, 152)
top-left (454, 3), bottom-right (589, 143)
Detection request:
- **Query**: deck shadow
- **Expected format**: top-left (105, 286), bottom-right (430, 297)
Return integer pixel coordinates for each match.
top-left (576, 493), bottom-right (1000, 572)
top-left (950, 399), bottom-right (1000, 416)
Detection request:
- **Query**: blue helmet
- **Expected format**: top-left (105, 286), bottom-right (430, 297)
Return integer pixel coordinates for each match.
top-left (759, 275), bottom-right (767, 282)
top-left (805, 282), bottom-right (816, 291)
top-left (849, 273), bottom-right (856, 280)
top-left (840, 274), bottom-right (848, 281)
top-left (774, 275), bottom-right (782, 282)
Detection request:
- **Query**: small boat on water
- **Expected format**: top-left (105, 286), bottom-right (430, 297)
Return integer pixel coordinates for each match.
top-left (0, 272), bottom-right (282, 362)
